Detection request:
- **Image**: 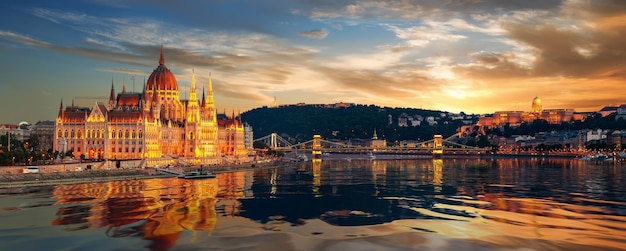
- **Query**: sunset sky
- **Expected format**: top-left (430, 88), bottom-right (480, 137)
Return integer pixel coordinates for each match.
top-left (1, 0), bottom-right (625, 124)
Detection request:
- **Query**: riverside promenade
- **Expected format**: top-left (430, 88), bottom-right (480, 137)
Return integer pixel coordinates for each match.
top-left (0, 159), bottom-right (284, 189)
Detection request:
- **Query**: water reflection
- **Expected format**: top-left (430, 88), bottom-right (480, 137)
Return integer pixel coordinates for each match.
top-left (51, 178), bottom-right (219, 250)
top-left (5, 158), bottom-right (626, 250)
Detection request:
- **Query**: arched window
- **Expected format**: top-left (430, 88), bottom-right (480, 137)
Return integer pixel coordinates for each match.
top-left (118, 130), bottom-right (123, 138)
top-left (111, 130), bottom-right (116, 139)
top-left (77, 130), bottom-right (82, 138)
top-left (189, 132), bottom-right (194, 140)
top-left (71, 130), bottom-right (75, 138)
top-left (138, 130), bottom-right (143, 139)
top-left (132, 130), bottom-right (136, 139)
top-left (58, 129), bottom-right (62, 138)
top-left (100, 130), bottom-right (104, 138)
top-left (125, 130), bottom-right (130, 138)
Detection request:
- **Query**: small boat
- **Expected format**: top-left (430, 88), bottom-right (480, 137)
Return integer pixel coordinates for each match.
top-left (178, 169), bottom-right (216, 179)
top-left (367, 152), bottom-right (376, 160)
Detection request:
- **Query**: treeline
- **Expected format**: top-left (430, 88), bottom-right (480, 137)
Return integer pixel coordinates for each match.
top-left (241, 104), bottom-right (470, 143)
top-left (0, 134), bottom-right (53, 166)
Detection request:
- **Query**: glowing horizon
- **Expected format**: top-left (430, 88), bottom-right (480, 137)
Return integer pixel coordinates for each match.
top-left (1, 0), bottom-right (625, 124)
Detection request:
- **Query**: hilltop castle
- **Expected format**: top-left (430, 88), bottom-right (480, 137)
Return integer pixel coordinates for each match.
top-left (53, 46), bottom-right (248, 166)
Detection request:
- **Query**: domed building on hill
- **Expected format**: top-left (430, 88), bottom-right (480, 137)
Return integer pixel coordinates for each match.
top-left (477, 96), bottom-right (587, 129)
top-left (53, 46), bottom-right (248, 166)
top-left (531, 96), bottom-right (542, 113)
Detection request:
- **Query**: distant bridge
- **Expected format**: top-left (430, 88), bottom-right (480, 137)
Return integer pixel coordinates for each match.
top-left (253, 133), bottom-right (489, 156)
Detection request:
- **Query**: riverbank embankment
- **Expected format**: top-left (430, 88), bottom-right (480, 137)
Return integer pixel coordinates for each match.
top-left (0, 160), bottom-right (287, 189)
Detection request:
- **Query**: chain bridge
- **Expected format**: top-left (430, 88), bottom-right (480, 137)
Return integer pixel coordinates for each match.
top-left (253, 133), bottom-right (489, 157)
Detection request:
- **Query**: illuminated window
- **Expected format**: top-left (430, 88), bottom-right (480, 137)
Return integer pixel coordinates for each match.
top-left (132, 130), bottom-right (136, 139)
top-left (139, 130), bottom-right (143, 138)
top-left (118, 131), bottom-right (123, 138)
top-left (58, 130), bottom-right (62, 138)
top-left (77, 130), bottom-right (82, 138)
top-left (71, 130), bottom-right (75, 138)
top-left (125, 130), bottom-right (130, 138)
top-left (64, 130), bottom-right (69, 138)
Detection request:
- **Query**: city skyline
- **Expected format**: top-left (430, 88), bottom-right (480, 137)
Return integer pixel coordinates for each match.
top-left (1, 0), bottom-right (626, 124)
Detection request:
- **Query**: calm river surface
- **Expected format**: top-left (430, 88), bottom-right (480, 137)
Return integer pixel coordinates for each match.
top-left (1, 158), bottom-right (626, 251)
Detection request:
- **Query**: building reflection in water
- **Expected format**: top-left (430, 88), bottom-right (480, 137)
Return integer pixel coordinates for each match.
top-left (51, 177), bottom-right (219, 250)
top-left (44, 158), bottom-right (626, 250)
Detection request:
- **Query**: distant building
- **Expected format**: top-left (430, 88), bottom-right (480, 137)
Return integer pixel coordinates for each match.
top-left (32, 120), bottom-right (55, 151)
top-left (599, 106), bottom-right (618, 117)
top-left (478, 97), bottom-right (586, 128)
top-left (616, 104), bottom-right (626, 120)
top-left (369, 129), bottom-right (386, 148)
top-left (243, 122), bottom-right (254, 151)
top-left (0, 123), bottom-right (30, 142)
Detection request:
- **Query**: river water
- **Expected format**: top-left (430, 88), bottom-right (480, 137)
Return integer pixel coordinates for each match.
top-left (1, 158), bottom-right (625, 251)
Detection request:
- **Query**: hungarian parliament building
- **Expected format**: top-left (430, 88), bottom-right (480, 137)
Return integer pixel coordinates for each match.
top-left (53, 47), bottom-right (250, 167)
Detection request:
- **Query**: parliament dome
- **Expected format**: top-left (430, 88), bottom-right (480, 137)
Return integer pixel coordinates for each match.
top-left (146, 46), bottom-right (178, 91)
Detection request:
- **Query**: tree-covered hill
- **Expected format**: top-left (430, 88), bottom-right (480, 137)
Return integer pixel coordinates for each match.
top-left (241, 104), bottom-right (475, 144)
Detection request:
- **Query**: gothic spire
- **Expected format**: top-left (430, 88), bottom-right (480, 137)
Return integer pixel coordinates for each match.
top-left (159, 44), bottom-right (165, 65)
top-left (206, 72), bottom-right (217, 122)
top-left (152, 80), bottom-right (159, 105)
top-left (201, 86), bottom-right (206, 107)
top-left (109, 77), bottom-right (115, 102)
top-left (58, 99), bottom-right (64, 118)
top-left (189, 68), bottom-right (198, 101)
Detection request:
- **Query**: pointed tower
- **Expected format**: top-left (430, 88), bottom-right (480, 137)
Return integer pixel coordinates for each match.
top-left (159, 44), bottom-right (165, 66)
top-left (152, 81), bottom-right (161, 120)
top-left (108, 78), bottom-right (116, 110)
top-left (122, 79), bottom-right (127, 93)
top-left (187, 69), bottom-right (200, 122)
top-left (142, 82), bottom-right (149, 111)
top-left (372, 128), bottom-right (378, 140)
top-left (205, 73), bottom-right (217, 123)
top-left (58, 99), bottom-right (65, 119)
top-left (201, 87), bottom-right (206, 108)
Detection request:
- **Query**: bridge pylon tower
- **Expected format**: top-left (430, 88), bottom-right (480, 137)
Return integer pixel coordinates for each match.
top-left (270, 133), bottom-right (278, 149)
top-left (312, 134), bottom-right (322, 158)
top-left (433, 134), bottom-right (443, 158)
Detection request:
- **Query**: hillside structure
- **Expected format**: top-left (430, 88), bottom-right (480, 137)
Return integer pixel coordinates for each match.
top-left (53, 46), bottom-right (248, 167)
top-left (476, 96), bottom-right (587, 128)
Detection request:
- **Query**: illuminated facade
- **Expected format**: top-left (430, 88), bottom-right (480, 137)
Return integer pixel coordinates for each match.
top-left (53, 47), bottom-right (247, 166)
top-left (477, 97), bottom-right (585, 128)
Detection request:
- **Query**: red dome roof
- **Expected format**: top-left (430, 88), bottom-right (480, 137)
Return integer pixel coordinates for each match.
top-left (146, 46), bottom-right (178, 91)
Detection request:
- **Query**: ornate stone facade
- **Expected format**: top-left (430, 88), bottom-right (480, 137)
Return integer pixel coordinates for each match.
top-left (53, 47), bottom-right (246, 166)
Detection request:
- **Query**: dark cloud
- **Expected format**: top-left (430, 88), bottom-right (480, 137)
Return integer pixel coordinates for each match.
top-left (454, 52), bottom-right (531, 79)
top-left (504, 19), bottom-right (626, 79)
top-left (299, 29), bottom-right (329, 39)
top-left (314, 65), bottom-right (440, 99)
